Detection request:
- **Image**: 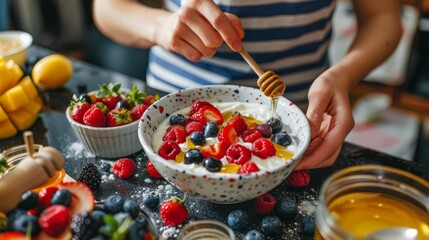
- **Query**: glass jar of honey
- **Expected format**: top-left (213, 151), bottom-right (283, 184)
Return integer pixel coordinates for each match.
top-left (178, 220), bottom-right (236, 240)
top-left (315, 165), bottom-right (429, 240)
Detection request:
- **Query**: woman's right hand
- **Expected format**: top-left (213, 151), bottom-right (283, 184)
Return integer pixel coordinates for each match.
top-left (155, 0), bottom-right (244, 62)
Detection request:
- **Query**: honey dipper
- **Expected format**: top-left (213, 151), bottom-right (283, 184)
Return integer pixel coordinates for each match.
top-left (239, 49), bottom-right (286, 97)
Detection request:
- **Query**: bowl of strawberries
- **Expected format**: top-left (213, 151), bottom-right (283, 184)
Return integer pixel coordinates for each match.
top-left (138, 85), bottom-right (311, 203)
top-left (66, 83), bottom-right (159, 158)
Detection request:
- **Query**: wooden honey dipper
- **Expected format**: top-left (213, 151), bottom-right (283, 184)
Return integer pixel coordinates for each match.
top-left (239, 49), bottom-right (286, 97)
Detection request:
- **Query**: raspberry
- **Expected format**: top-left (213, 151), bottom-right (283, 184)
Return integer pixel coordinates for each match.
top-left (286, 169), bottom-right (310, 188)
top-left (255, 193), bottom-right (277, 215)
top-left (242, 129), bottom-right (263, 143)
top-left (227, 115), bottom-right (247, 136)
top-left (252, 138), bottom-right (276, 159)
top-left (163, 125), bottom-right (187, 144)
top-left (146, 160), bottom-right (163, 179)
top-left (256, 124), bottom-right (272, 138)
top-left (158, 140), bottom-right (181, 160)
top-left (238, 161), bottom-right (260, 174)
top-left (218, 125), bottom-right (239, 147)
top-left (112, 158), bottom-right (136, 179)
top-left (226, 144), bottom-right (251, 165)
top-left (189, 100), bottom-right (214, 116)
top-left (185, 121), bottom-right (204, 135)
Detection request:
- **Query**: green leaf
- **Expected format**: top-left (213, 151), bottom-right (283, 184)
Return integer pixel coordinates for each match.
top-left (112, 217), bottom-right (133, 240)
top-left (103, 214), bottom-right (118, 231)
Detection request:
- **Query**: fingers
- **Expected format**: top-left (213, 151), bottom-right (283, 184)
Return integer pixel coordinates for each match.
top-left (41, 146), bottom-right (65, 169)
top-left (32, 146), bottom-right (65, 177)
top-left (306, 90), bottom-right (331, 140)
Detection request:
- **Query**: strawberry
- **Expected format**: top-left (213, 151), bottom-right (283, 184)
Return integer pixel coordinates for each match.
top-left (112, 158), bottom-right (137, 179)
top-left (38, 205), bottom-right (71, 237)
top-left (131, 104), bottom-right (148, 121)
top-left (189, 100), bottom-right (214, 116)
top-left (93, 102), bottom-right (109, 114)
top-left (83, 106), bottom-right (106, 127)
top-left (58, 182), bottom-right (95, 216)
top-left (226, 144), bottom-right (251, 165)
top-left (200, 142), bottom-right (227, 159)
top-left (160, 196), bottom-right (188, 226)
top-left (69, 99), bottom-right (90, 124)
top-left (146, 160), bottom-right (163, 179)
top-left (242, 129), bottom-right (263, 143)
top-left (38, 186), bottom-right (59, 208)
top-left (143, 94), bottom-right (159, 106)
top-left (163, 125), bottom-right (187, 144)
top-left (227, 115), bottom-right (247, 136)
top-left (286, 169), bottom-right (311, 188)
top-left (189, 105), bottom-right (223, 125)
top-left (218, 125), bottom-right (239, 147)
top-left (252, 138), bottom-right (276, 159)
top-left (158, 140), bottom-right (181, 160)
top-left (96, 83), bottom-right (123, 110)
top-left (106, 108), bottom-right (133, 127)
top-left (255, 193), bottom-right (277, 215)
top-left (185, 121), bottom-right (204, 135)
top-left (238, 161), bottom-right (260, 174)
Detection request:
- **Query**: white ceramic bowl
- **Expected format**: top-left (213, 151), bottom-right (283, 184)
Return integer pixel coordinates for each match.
top-left (138, 85), bottom-right (311, 203)
top-left (0, 31), bottom-right (33, 65)
top-left (66, 108), bottom-right (142, 158)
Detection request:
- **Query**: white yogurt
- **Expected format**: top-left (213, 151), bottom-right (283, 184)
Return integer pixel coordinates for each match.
top-left (152, 102), bottom-right (298, 173)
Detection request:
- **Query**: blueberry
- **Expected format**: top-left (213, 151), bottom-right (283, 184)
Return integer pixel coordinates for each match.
top-left (51, 189), bottom-right (72, 207)
top-left (227, 210), bottom-right (250, 230)
top-left (114, 212), bottom-right (131, 224)
top-left (79, 93), bottom-right (92, 104)
top-left (260, 215), bottom-right (282, 236)
top-left (17, 191), bottom-right (39, 210)
top-left (7, 209), bottom-right (27, 223)
top-left (271, 131), bottom-right (292, 147)
top-left (256, 124), bottom-right (272, 138)
top-left (89, 235), bottom-right (105, 240)
top-left (189, 132), bottom-right (206, 145)
top-left (169, 114), bottom-right (186, 126)
top-left (104, 195), bottom-right (125, 214)
top-left (134, 215), bottom-right (148, 229)
top-left (266, 118), bottom-right (283, 134)
top-left (244, 229), bottom-right (265, 240)
top-left (142, 192), bottom-right (160, 209)
top-left (202, 157), bottom-right (222, 172)
top-left (301, 215), bottom-right (315, 235)
top-left (275, 198), bottom-right (298, 221)
top-left (203, 122), bottom-right (219, 138)
top-left (127, 222), bottom-right (145, 240)
top-left (115, 100), bottom-right (130, 109)
top-left (123, 199), bottom-right (140, 218)
top-left (90, 209), bottom-right (106, 227)
top-left (12, 214), bottom-right (40, 236)
top-left (100, 162), bottom-right (111, 173)
top-left (184, 149), bottom-right (203, 164)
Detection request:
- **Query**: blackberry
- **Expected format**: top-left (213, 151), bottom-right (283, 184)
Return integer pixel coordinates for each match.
top-left (71, 212), bottom-right (98, 240)
top-left (77, 163), bottom-right (101, 191)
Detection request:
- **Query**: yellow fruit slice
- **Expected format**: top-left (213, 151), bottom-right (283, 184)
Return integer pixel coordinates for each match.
top-left (6, 60), bottom-right (23, 88)
top-left (0, 119), bottom-right (17, 139)
top-left (20, 98), bottom-right (42, 116)
top-left (0, 62), bottom-right (13, 95)
top-left (0, 85), bottom-right (30, 112)
top-left (32, 54), bottom-right (73, 89)
top-left (0, 106), bottom-right (7, 122)
top-left (8, 107), bottom-right (38, 131)
top-left (19, 76), bottom-right (38, 99)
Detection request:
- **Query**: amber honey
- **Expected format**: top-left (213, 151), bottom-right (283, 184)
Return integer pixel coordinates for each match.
top-left (316, 165), bottom-right (429, 240)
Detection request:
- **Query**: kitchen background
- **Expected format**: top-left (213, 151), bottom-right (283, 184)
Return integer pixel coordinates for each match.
top-left (1, 0), bottom-right (428, 165)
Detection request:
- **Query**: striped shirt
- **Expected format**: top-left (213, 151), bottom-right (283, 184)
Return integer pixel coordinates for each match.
top-left (147, 0), bottom-right (336, 104)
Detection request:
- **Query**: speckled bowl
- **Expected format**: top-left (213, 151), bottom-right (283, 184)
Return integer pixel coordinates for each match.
top-left (138, 85), bottom-right (311, 203)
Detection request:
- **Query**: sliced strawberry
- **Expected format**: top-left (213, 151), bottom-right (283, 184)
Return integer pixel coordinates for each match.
top-left (57, 182), bottom-right (94, 216)
top-left (218, 125), bottom-right (239, 147)
top-left (200, 142), bottom-right (227, 159)
top-left (242, 129), bottom-right (263, 143)
top-left (163, 125), bottom-right (187, 144)
top-left (0, 232), bottom-right (26, 240)
top-left (189, 105), bottom-right (223, 125)
top-left (227, 115), bottom-right (247, 136)
top-left (189, 100), bottom-right (214, 116)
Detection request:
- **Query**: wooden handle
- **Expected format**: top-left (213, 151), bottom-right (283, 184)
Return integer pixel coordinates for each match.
top-left (239, 49), bottom-right (264, 77)
top-left (23, 131), bottom-right (34, 157)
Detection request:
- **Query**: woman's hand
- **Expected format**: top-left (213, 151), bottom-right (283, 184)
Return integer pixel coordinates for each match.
top-left (296, 71), bottom-right (355, 170)
top-left (155, 0), bottom-right (244, 62)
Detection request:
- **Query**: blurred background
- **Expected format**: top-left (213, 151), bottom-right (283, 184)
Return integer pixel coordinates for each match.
top-left (1, 0), bottom-right (428, 164)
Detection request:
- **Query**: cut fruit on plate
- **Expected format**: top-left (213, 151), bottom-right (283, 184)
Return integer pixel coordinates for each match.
top-left (57, 182), bottom-right (94, 216)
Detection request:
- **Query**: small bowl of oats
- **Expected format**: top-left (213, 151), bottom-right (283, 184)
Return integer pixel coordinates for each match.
top-left (0, 30), bottom-right (32, 65)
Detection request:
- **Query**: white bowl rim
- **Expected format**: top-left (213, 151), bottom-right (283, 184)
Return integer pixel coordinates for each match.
top-left (138, 84), bottom-right (311, 179)
top-left (0, 30), bottom-right (33, 56)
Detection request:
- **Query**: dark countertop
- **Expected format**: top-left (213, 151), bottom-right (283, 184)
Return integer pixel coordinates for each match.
top-left (1, 46), bottom-right (429, 240)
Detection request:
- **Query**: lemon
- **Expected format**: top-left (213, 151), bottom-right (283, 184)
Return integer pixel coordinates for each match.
top-left (32, 54), bottom-right (73, 89)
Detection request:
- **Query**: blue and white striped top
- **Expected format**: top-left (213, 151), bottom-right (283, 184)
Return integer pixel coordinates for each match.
top-left (147, 0), bottom-right (336, 104)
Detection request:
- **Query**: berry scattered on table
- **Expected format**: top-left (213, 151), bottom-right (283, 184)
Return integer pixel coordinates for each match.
top-left (260, 215), bottom-right (282, 236)
top-left (244, 229), bottom-right (265, 240)
top-left (77, 163), bottom-right (101, 191)
top-left (104, 195), bottom-right (125, 214)
top-left (255, 193), bottom-right (277, 215)
top-left (227, 209), bottom-right (250, 230)
top-left (160, 195), bottom-right (188, 226)
top-left (100, 162), bottom-right (111, 173)
top-left (275, 197), bottom-right (298, 221)
top-left (112, 158), bottom-right (136, 179)
top-left (286, 169), bottom-right (311, 188)
top-left (123, 200), bottom-right (140, 218)
top-left (143, 192), bottom-right (160, 209)
top-left (146, 160), bottom-right (163, 179)
top-left (301, 215), bottom-right (315, 235)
